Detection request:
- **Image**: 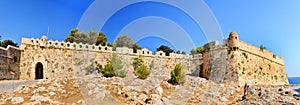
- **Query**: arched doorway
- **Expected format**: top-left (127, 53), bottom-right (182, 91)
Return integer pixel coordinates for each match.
top-left (35, 62), bottom-right (44, 79)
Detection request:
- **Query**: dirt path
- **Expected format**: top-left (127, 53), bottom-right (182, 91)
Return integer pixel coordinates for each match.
top-left (0, 80), bottom-right (39, 93)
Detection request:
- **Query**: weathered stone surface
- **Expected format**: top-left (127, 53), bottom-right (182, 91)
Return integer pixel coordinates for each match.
top-left (11, 97), bottom-right (24, 104)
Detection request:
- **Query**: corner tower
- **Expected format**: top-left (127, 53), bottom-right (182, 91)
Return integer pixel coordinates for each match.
top-left (228, 32), bottom-right (239, 51)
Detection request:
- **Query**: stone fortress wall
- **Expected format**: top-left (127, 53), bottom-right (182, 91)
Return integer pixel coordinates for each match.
top-left (0, 45), bottom-right (21, 80)
top-left (0, 32), bottom-right (289, 86)
top-left (202, 32), bottom-right (288, 85)
top-left (18, 36), bottom-right (201, 80)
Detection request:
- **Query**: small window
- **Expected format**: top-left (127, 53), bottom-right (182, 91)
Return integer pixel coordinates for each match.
top-left (99, 47), bottom-right (101, 50)
top-left (105, 47), bottom-right (108, 50)
top-left (92, 46), bottom-right (95, 49)
top-left (142, 51), bottom-right (144, 54)
top-left (67, 44), bottom-right (70, 47)
top-left (36, 41), bottom-right (39, 43)
top-left (80, 45), bottom-right (82, 48)
top-left (73, 44), bottom-right (76, 48)
top-left (31, 40), bottom-right (34, 43)
top-left (61, 43), bottom-right (64, 46)
top-left (235, 37), bottom-right (237, 39)
top-left (86, 45), bottom-right (88, 48)
top-left (160, 53), bottom-right (162, 56)
top-left (147, 51), bottom-right (150, 54)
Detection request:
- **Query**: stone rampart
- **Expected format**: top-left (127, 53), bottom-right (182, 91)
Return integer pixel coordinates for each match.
top-left (238, 40), bottom-right (284, 65)
top-left (0, 45), bottom-right (21, 80)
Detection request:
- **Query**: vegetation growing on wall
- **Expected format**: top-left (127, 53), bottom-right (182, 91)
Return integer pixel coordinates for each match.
top-left (135, 64), bottom-right (151, 79)
top-left (95, 53), bottom-right (127, 78)
top-left (74, 58), bottom-right (84, 66)
top-left (96, 60), bottom-right (115, 77)
top-left (169, 64), bottom-right (186, 85)
top-left (85, 64), bottom-right (95, 75)
top-left (242, 52), bottom-right (248, 59)
top-left (132, 57), bottom-right (143, 71)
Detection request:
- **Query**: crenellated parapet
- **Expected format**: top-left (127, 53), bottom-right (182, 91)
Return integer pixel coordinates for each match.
top-left (21, 36), bottom-right (199, 59)
top-left (237, 40), bottom-right (284, 65)
top-left (202, 32), bottom-right (285, 66)
top-left (226, 32), bottom-right (284, 65)
top-left (21, 37), bottom-right (113, 52)
top-left (136, 48), bottom-right (152, 56)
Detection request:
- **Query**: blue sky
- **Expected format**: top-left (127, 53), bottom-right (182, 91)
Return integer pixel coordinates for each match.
top-left (0, 0), bottom-right (300, 77)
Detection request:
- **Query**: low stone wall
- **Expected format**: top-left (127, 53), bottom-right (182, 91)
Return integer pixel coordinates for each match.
top-left (0, 45), bottom-right (21, 80)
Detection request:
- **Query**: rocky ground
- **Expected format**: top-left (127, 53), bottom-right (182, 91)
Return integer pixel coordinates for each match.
top-left (0, 73), bottom-right (300, 105)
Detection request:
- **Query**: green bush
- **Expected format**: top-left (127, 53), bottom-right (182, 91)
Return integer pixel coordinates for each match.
top-left (95, 53), bottom-right (128, 78)
top-left (133, 57), bottom-right (143, 70)
top-left (169, 64), bottom-right (186, 85)
top-left (97, 60), bottom-right (116, 77)
top-left (135, 64), bottom-right (150, 79)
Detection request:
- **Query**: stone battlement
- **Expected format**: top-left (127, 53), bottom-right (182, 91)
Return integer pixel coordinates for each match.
top-left (237, 40), bottom-right (284, 65)
top-left (4, 32), bottom-right (287, 86)
top-left (203, 37), bottom-right (284, 66)
top-left (201, 32), bottom-right (288, 85)
top-left (21, 36), bottom-right (194, 59)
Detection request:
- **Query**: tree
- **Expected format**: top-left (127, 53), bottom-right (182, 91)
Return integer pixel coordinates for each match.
top-left (96, 32), bottom-right (107, 46)
top-left (88, 30), bottom-right (98, 44)
top-left (107, 42), bottom-right (113, 47)
top-left (114, 35), bottom-right (135, 48)
top-left (74, 32), bottom-right (89, 44)
top-left (132, 43), bottom-right (141, 53)
top-left (191, 46), bottom-right (204, 54)
top-left (176, 50), bottom-right (181, 54)
top-left (0, 40), bottom-right (18, 48)
top-left (181, 51), bottom-right (186, 54)
top-left (65, 28), bottom-right (89, 44)
top-left (114, 35), bottom-right (141, 52)
top-left (156, 45), bottom-right (174, 56)
top-left (65, 28), bottom-right (78, 43)
top-left (65, 35), bottom-right (75, 43)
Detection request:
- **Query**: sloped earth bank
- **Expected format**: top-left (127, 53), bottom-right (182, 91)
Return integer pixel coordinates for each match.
top-left (1, 74), bottom-right (300, 105)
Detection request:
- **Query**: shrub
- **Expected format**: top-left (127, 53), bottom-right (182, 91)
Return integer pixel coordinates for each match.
top-left (135, 64), bottom-right (150, 79)
top-left (111, 53), bottom-right (127, 77)
top-left (133, 57), bottom-right (143, 70)
top-left (85, 64), bottom-right (95, 75)
top-left (97, 60), bottom-right (116, 77)
top-left (95, 53), bottom-right (128, 78)
top-left (169, 64), bottom-right (186, 85)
